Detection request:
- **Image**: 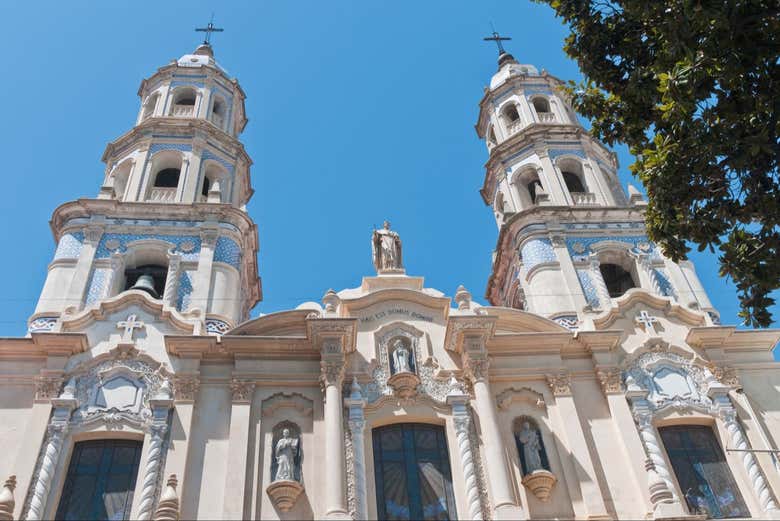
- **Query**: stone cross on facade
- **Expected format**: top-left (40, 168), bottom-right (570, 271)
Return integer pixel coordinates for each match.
top-left (635, 310), bottom-right (660, 336)
top-left (117, 314), bottom-right (145, 342)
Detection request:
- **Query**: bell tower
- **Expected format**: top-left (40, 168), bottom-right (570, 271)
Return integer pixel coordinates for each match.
top-left (28, 41), bottom-right (261, 335)
top-left (475, 40), bottom-right (718, 329)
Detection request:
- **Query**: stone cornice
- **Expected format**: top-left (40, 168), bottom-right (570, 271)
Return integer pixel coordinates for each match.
top-left (0, 333), bottom-right (88, 360)
top-left (443, 315), bottom-right (497, 354)
top-left (686, 327), bottom-right (780, 354)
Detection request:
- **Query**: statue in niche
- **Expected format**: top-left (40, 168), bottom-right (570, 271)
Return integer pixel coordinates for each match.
top-left (372, 221), bottom-right (403, 272)
top-left (390, 338), bottom-right (414, 374)
top-left (273, 428), bottom-right (300, 482)
top-left (515, 419), bottom-right (549, 475)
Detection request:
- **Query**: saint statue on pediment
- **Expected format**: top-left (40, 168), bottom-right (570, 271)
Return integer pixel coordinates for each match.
top-left (372, 221), bottom-right (403, 273)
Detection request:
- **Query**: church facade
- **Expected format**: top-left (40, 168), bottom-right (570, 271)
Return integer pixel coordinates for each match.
top-left (0, 39), bottom-right (779, 521)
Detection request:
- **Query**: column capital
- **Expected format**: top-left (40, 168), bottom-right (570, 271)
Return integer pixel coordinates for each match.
top-left (33, 375), bottom-right (63, 402)
top-left (546, 372), bottom-right (572, 396)
top-left (596, 367), bottom-right (625, 395)
top-left (83, 226), bottom-right (104, 245)
top-left (320, 360), bottom-right (345, 389)
top-left (230, 378), bottom-right (255, 403)
top-left (200, 228), bottom-right (219, 248)
top-left (173, 375), bottom-right (200, 402)
top-left (463, 354), bottom-right (490, 383)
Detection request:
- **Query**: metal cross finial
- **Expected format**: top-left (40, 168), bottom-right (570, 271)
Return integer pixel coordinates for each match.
top-left (483, 24), bottom-right (511, 54)
top-left (635, 310), bottom-right (660, 336)
top-left (117, 314), bottom-right (146, 342)
top-left (195, 14), bottom-right (224, 45)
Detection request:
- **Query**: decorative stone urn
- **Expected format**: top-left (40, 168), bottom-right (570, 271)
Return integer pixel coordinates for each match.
top-left (521, 469), bottom-right (557, 502)
top-left (387, 371), bottom-right (421, 399)
top-left (266, 480), bottom-right (304, 512)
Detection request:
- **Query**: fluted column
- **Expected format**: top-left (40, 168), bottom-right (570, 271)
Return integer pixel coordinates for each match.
top-left (447, 379), bottom-right (483, 521)
top-left (26, 380), bottom-right (78, 521)
top-left (136, 382), bottom-right (174, 520)
top-left (345, 378), bottom-right (368, 521)
top-left (321, 358), bottom-right (349, 519)
top-left (463, 346), bottom-right (522, 520)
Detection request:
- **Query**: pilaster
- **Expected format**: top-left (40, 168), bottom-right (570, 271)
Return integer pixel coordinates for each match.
top-left (546, 372), bottom-right (611, 519)
top-left (63, 225), bottom-right (103, 310)
top-left (222, 378), bottom-right (256, 520)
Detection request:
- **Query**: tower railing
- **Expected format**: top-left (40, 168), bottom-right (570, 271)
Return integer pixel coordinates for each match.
top-left (571, 192), bottom-right (598, 206)
top-left (210, 113), bottom-right (224, 128)
top-left (538, 112), bottom-right (556, 123)
top-left (508, 119), bottom-right (524, 136)
top-left (148, 188), bottom-right (177, 202)
top-left (172, 104), bottom-right (195, 117)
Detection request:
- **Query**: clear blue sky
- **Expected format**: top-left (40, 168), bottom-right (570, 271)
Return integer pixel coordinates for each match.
top-left (1, 0), bottom-right (776, 336)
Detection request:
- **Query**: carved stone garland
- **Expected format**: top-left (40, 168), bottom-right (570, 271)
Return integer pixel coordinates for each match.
top-left (22, 356), bottom-right (173, 521)
top-left (625, 349), bottom-right (779, 515)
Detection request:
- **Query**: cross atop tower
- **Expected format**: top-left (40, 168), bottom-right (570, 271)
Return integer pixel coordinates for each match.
top-left (483, 27), bottom-right (511, 55)
top-left (195, 14), bottom-right (224, 45)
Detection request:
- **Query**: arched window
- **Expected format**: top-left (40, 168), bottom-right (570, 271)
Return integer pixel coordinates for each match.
top-left (55, 439), bottom-right (142, 520)
top-left (512, 165), bottom-right (546, 210)
top-left (124, 264), bottom-right (167, 299)
top-left (502, 104), bottom-right (521, 122)
top-left (109, 161), bottom-right (132, 201)
top-left (154, 168), bottom-right (180, 188)
top-left (201, 176), bottom-right (211, 198)
top-left (170, 88), bottom-right (197, 117)
top-left (513, 417), bottom-right (550, 476)
top-left (211, 97), bottom-right (226, 128)
top-left (562, 171), bottom-right (586, 194)
top-left (526, 178), bottom-right (542, 204)
top-left (599, 262), bottom-right (636, 297)
top-left (532, 97), bottom-right (550, 114)
top-left (141, 93), bottom-right (159, 120)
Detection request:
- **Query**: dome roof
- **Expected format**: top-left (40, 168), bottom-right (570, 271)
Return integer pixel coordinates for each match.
top-left (489, 52), bottom-right (540, 90)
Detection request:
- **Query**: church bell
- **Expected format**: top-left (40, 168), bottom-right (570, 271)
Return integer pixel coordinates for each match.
top-left (131, 273), bottom-right (160, 299)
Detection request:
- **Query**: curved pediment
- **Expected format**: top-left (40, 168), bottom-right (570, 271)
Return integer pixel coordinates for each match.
top-left (227, 309), bottom-right (311, 337)
top-left (481, 306), bottom-right (569, 333)
top-left (592, 289), bottom-right (706, 331)
top-left (59, 290), bottom-right (196, 334)
top-left (341, 288), bottom-right (451, 317)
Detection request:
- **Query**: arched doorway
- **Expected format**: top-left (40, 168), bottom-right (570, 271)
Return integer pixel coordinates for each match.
top-left (372, 423), bottom-right (457, 520)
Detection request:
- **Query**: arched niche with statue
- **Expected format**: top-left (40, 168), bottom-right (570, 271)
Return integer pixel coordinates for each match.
top-left (513, 416), bottom-right (557, 502)
top-left (266, 421), bottom-right (304, 512)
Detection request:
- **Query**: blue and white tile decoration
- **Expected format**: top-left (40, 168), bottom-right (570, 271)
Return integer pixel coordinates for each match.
top-left (28, 317), bottom-right (58, 332)
top-left (96, 234), bottom-right (202, 261)
top-left (202, 149), bottom-right (235, 173)
top-left (566, 235), bottom-right (654, 260)
top-left (553, 315), bottom-right (579, 330)
top-left (177, 270), bottom-right (195, 311)
top-left (149, 143), bottom-right (192, 155)
top-left (654, 268), bottom-right (675, 298)
top-left (520, 238), bottom-right (557, 271)
top-left (548, 149), bottom-right (586, 160)
top-left (85, 268), bottom-right (113, 305)
top-left (206, 318), bottom-right (231, 334)
top-left (576, 269), bottom-right (601, 308)
top-left (54, 232), bottom-right (84, 260)
top-left (214, 236), bottom-right (241, 269)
